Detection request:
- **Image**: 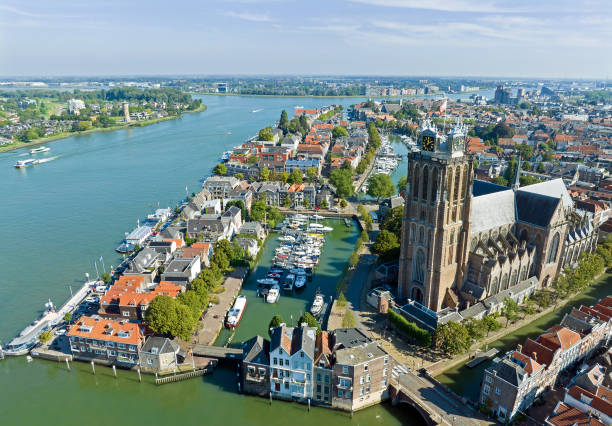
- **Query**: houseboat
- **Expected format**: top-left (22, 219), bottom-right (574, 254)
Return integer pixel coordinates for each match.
top-left (226, 295), bottom-right (247, 328)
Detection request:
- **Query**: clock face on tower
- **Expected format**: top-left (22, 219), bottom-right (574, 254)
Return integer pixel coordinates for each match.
top-left (422, 135), bottom-right (435, 152)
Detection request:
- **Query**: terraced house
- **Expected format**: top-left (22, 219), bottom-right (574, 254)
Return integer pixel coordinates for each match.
top-left (67, 317), bottom-right (144, 365)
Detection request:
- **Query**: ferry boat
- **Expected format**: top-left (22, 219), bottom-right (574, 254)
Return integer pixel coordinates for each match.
top-left (266, 285), bottom-right (280, 303)
top-left (14, 158), bottom-right (39, 168)
top-left (115, 241), bottom-right (135, 253)
top-left (30, 146), bottom-right (50, 154)
top-left (226, 295), bottom-right (247, 328)
top-left (310, 291), bottom-right (325, 317)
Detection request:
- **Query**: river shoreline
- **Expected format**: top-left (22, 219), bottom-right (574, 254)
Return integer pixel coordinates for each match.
top-left (0, 104), bottom-right (207, 154)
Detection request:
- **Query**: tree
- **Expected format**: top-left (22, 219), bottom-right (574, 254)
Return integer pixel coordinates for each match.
top-left (279, 171), bottom-right (289, 184)
top-left (235, 173), bottom-right (244, 180)
top-left (501, 297), bottom-right (520, 326)
top-left (337, 292), bottom-right (347, 308)
top-left (371, 230), bottom-right (400, 259)
top-left (340, 199), bottom-right (347, 208)
top-left (268, 314), bottom-right (284, 335)
top-left (482, 315), bottom-right (502, 336)
top-left (306, 167), bottom-right (318, 183)
top-left (332, 126), bottom-right (348, 138)
top-left (387, 308), bottom-right (431, 346)
top-left (225, 199), bottom-right (246, 220)
top-left (144, 295), bottom-right (180, 337)
top-left (266, 207), bottom-right (283, 228)
top-left (259, 166), bottom-right (270, 182)
top-left (329, 168), bottom-right (354, 199)
top-left (464, 318), bottom-right (486, 341)
top-left (515, 143), bottom-right (534, 161)
top-left (320, 198), bottom-right (329, 209)
top-left (367, 174), bottom-right (395, 201)
top-left (177, 290), bottom-right (205, 321)
top-left (336, 278), bottom-right (347, 295)
top-left (283, 196), bottom-right (292, 208)
top-left (536, 162), bottom-right (545, 173)
top-left (435, 321), bottom-right (471, 355)
top-left (303, 197), bottom-right (310, 208)
top-left (101, 272), bottom-right (111, 284)
top-left (63, 312), bottom-right (73, 323)
top-left (288, 168), bottom-right (303, 185)
top-left (39, 330), bottom-right (53, 344)
top-left (342, 310), bottom-right (357, 328)
top-left (397, 176), bottom-right (407, 194)
top-left (249, 200), bottom-right (266, 222)
top-left (349, 251), bottom-right (359, 268)
top-left (213, 163), bottom-right (227, 176)
top-left (492, 176), bottom-right (508, 186)
top-left (381, 206), bottom-right (403, 237)
top-left (211, 249), bottom-right (229, 270)
top-left (298, 312), bottom-right (322, 334)
top-left (279, 110), bottom-right (289, 134)
top-left (258, 126), bottom-right (274, 141)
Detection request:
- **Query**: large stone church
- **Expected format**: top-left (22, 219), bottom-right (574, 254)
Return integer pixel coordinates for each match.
top-left (398, 121), bottom-right (598, 313)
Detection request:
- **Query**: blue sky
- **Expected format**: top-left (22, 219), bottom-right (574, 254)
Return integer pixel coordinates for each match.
top-left (1, 0), bottom-right (610, 78)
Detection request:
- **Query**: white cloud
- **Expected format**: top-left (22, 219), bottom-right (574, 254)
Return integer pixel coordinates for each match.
top-left (224, 11), bottom-right (273, 22)
top-left (347, 0), bottom-right (513, 13)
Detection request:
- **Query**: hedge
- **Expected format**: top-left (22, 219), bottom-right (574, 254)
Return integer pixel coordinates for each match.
top-left (388, 308), bottom-right (432, 347)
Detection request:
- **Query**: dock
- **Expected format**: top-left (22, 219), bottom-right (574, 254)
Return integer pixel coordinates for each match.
top-left (155, 366), bottom-right (214, 385)
top-left (466, 348), bottom-right (499, 368)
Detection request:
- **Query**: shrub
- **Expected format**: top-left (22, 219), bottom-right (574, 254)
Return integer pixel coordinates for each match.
top-left (387, 308), bottom-right (432, 346)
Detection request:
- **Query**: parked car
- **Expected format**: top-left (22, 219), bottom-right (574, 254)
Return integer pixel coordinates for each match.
top-left (94, 285), bottom-right (107, 293)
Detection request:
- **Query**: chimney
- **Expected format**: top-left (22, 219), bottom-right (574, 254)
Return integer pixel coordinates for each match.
top-left (532, 352), bottom-right (537, 362)
top-left (517, 344), bottom-right (522, 353)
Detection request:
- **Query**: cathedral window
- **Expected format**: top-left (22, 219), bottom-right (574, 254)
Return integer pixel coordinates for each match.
top-left (418, 227), bottom-right (424, 244)
top-left (422, 166), bottom-right (428, 203)
top-left (491, 277), bottom-right (499, 294)
top-left (546, 232), bottom-right (560, 264)
top-left (462, 166), bottom-right (468, 200)
top-left (446, 167), bottom-right (453, 203)
top-left (511, 270), bottom-right (518, 286)
top-left (413, 165), bottom-right (420, 201)
top-left (430, 169), bottom-right (438, 205)
top-left (454, 167), bottom-right (461, 203)
top-left (412, 249), bottom-right (426, 283)
top-left (501, 273), bottom-right (509, 291)
top-left (520, 265), bottom-right (527, 281)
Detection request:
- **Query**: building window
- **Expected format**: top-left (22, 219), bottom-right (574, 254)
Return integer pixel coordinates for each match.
top-left (483, 384), bottom-right (490, 395)
top-left (366, 374), bottom-right (371, 383)
top-left (273, 358), bottom-right (277, 365)
top-left (413, 249), bottom-right (426, 283)
top-left (495, 387), bottom-right (501, 396)
top-left (342, 365), bottom-right (349, 375)
top-left (147, 358), bottom-right (153, 365)
top-left (383, 368), bottom-right (387, 377)
top-left (364, 363), bottom-right (369, 371)
top-left (360, 387), bottom-right (364, 396)
top-left (366, 385), bottom-right (370, 393)
top-left (360, 376), bottom-right (364, 385)
top-left (122, 311), bottom-right (130, 317)
top-left (381, 380), bottom-right (387, 388)
top-left (485, 375), bottom-right (492, 384)
top-left (384, 357), bottom-right (389, 365)
top-left (547, 232), bottom-right (560, 264)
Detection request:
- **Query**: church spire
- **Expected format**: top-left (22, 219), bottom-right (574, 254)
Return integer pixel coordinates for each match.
top-left (512, 156), bottom-right (521, 191)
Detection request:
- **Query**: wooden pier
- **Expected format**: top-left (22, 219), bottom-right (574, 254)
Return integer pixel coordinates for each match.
top-left (466, 348), bottom-right (499, 368)
top-left (155, 367), bottom-right (213, 385)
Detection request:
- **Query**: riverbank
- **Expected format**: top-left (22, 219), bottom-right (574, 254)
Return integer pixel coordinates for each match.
top-left (0, 104), bottom-right (207, 154)
top-left (194, 92), bottom-right (474, 99)
top-left (436, 272), bottom-right (612, 401)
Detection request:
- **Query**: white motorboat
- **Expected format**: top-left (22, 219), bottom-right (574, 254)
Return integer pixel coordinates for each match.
top-left (278, 235), bottom-right (296, 242)
top-left (226, 296), bottom-right (247, 328)
top-left (266, 285), bottom-right (280, 303)
top-left (289, 268), bottom-right (306, 275)
top-left (14, 158), bottom-right (39, 168)
top-left (310, 214), bottom-right (325, 220)
top-left (310, 292), bottom-right (324, 317)
top-left (30, 146), bottom-right (50, 154)
top-left (257, 278), bottom-right (278, 286)
top-left (294, 275), bottom-right (306, 290)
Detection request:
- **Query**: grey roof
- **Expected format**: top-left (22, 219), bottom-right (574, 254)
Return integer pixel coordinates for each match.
top-left (516, 191), bottom-right (560, 227)
top-left (484, 276), bottom-right (538, 308)
top-left (269, 325), bottom-right (316, 358)
top-left (165, 257), bottom-right (197, 273)
top-left (471, 189), bottom-right (516, 233)
top-left (472, 179), bottom-right (508, 196)
top-left (489, 358), bottom-right (527, 387)
top-left (461, 281), bottom-right (486, 299)
top-left (332, 328), bottom-right (372, 349)
top-left (518, 178), bottom-right (573, 209)
top-left (222, 206), bottom-right (241, 219)
top-left (187, 218), bottom-right (224, 234)
top-left (459, 302), bottom-right (488, 319)
top-left (159, 226), bottom-right (183, 240)
top-left (141, 336), bottom-right (180, 355)
top-left (242, 335), bottom-right (270, 365)
top-left (335, 341), bottom-right (387, 365)
top-left (129, 247), bottom-right (159, 272)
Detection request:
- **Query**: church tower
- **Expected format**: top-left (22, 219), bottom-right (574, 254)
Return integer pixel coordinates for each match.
top-left (398, 120), bottom-right (474, 312)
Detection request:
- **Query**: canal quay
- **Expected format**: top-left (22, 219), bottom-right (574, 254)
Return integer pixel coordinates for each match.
top-left (0, 94), bottom-right (440, 425)
top-left (436, 273), bottom-right (612, 402)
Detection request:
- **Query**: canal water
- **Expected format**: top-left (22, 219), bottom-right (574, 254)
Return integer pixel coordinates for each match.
top-left (436, 274), bottom-right (612, 402)
top-left (0, 94), bottom-right (444, 424)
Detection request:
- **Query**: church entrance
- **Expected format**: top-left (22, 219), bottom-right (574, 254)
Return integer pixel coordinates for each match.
top-left (410, 287), bottom-right (423, 303)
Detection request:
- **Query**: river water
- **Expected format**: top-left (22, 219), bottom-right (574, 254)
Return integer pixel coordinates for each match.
top-left (0, 94), bottom-right (436, 425)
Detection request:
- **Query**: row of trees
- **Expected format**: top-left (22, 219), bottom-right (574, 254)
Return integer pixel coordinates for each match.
top-left (267, 313), bottom-right (322, 335)
top-left (371, 206), bottom-right (403, 262)
top-left (144, 240), bottom-right (245, 340)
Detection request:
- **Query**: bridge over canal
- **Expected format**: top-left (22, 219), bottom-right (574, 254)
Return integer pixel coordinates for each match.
top-left (192, 344), bottom-right (243, 361)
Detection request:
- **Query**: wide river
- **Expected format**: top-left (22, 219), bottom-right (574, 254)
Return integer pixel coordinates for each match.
top-left (0, 94), bottom-right (449, 425)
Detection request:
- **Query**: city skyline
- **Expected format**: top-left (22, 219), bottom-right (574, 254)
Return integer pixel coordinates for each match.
top-left (1, 0), bottom-right (611, 78)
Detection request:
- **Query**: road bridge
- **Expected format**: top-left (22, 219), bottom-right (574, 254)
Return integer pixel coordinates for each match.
top-left (192, 344), bottom-right (243, 360)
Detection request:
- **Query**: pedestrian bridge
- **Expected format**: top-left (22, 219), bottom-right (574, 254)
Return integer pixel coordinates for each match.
top-left (192, 344), bottom-right (243, 360)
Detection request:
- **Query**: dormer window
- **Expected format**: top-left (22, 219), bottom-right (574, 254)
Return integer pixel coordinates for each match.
top-left (117, 330), bottom-right (130, 338)
top-left (79, 325), bottom-right (93, 333)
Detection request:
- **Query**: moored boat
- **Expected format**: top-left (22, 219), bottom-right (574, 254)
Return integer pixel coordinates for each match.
top-left (294, 275), bottom-right (306, 290)
top-left (310, 291), bottom-right (324, 317)
top-left (266, 285), bottom-right (280, 303)
top-left (226, 295), bottom-right (247, 328)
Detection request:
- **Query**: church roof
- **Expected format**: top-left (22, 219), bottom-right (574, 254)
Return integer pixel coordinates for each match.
top-left (472, 179), bottom-right (508, 197)
top-left (518, 178), bottom-right (573, 209)
top-left (516, 191), bottom-right (561, 227)
top-left (471, 189), bottom-right (516, 233)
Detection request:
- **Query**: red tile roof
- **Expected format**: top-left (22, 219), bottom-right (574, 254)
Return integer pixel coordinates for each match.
top-left (68, 316), bottom-right (143, 345)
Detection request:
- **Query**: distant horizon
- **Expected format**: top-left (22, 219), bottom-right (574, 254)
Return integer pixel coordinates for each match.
top-left (0, 74), bottom-right (609, 82)
top-left (1, 1), bottom-right (610, 78)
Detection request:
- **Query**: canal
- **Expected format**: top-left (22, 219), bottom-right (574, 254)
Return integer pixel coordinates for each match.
top-left (436, 273), bottom-right (612, 402)
top-left (0, 94), bottom-right (442, 425)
